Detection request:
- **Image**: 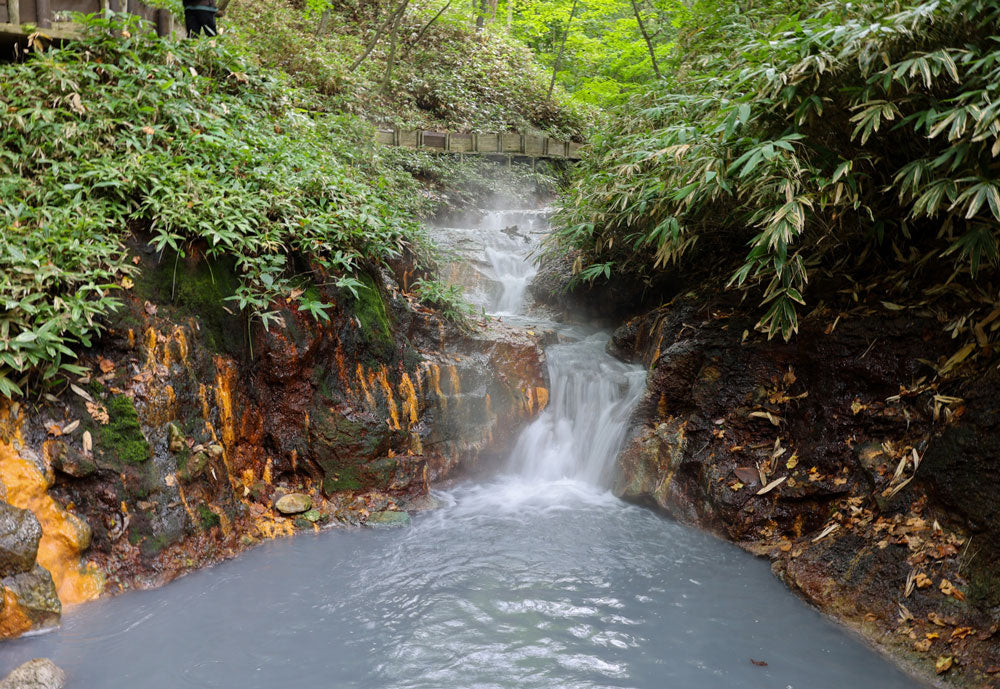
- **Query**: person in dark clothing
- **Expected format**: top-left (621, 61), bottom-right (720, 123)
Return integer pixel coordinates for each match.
top-left (183, 0), bottom-right (218, 36)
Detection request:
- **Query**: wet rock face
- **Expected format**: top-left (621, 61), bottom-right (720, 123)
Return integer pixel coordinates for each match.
top-left (0, 502), bottom-right (41, 578)
top-left (0, 245), bottom-right (546, 615)
top-left (611, 293), bottom-right (1000, 686)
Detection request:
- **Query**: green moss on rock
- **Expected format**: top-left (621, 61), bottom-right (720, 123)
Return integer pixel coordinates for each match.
top-left (352, 273), bottom-right (393, 346)
top-left (195, 504), bottom-right (221, 531)
top-left (98, 395), bottom-right (150, 465)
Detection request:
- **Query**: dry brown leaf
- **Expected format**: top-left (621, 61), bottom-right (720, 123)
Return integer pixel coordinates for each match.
top-left (98, 357), bottom-right (115, 374)
top-left (812, 522), bottom-right (840, 542)
top-left (82, 430), bottom-right (92, 455)
top-left (915, 572), bottom-right (932, 589)
top-left (46, 424), bottom-right (62, 437)
top-left (749, 410), bottom-right (783, 426)
top-left (757, 476), bottom-right (787, 496)
top-left (733, 467), bottom-right (759, 485)
top-left (914, 639), bottom-right (932, 652)
top-left (62, 419), bottom-right (80, 434)
top-left (951, 627), bottom-right (973, 640)
top-left (144, 301), bottom-right (158, 315)
top-left (86, 401), bottom-right (109, 425)
top-left (70, 383), bottom-right (94, 403)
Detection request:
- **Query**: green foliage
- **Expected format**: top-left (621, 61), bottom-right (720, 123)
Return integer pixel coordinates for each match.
top-left (508, 0), bottom-right (683, 105)
top-left (0, 14), bottom-right (424, 397)
top-left (555, 0), bottom-right (1000, 339)
top-left (411, 278), bottom-right (474, 324)
top-left (225, 0), bottom-right (590, 137)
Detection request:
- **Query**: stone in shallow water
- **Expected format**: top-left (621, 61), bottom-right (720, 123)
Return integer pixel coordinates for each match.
top-left (365, 510), bottom-right (410, 528)
top-left (275, 493), bottom-right (312, 515)
top-left (0, 658), bottom-right (66, 689)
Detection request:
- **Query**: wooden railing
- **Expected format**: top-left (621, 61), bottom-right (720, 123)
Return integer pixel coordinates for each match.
top-left (0, 0), bottom-right (172, 39)
top-left (375, 128), bottom-right (584, 161)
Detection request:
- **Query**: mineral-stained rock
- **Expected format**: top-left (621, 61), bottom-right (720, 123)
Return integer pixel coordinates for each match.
top-left (1, 565), bottom-right (61, 630)
top-left (0, 658), bottom-right (66, 689)
top-left (274, 493), bottom-right (312, 515)
top-left (0, 502), bottom-right (41, 579)
top-left (365, 510), bottom-right (411, 528)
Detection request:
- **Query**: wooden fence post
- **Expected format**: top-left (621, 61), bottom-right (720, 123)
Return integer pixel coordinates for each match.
top-left (156, 8), bottom-right (170, 36)
top-left (7, 0), bottom-right (20, 26)
top-left (36, 0), bottom-right (52, 27)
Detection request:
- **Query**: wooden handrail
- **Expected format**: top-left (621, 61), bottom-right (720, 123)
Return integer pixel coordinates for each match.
top-left (375, 127), bottom-right (583, 160)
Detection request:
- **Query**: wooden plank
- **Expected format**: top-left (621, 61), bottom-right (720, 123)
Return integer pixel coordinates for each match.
top-left (8, 0), bottom-right (18, 24)
top-left (501, 132), bottom-right (521, 153)
top-left (567, 142), bottom-right (583, 159)
top-left (155, 7), bottom-right (169, 35)
top-left (0, 1), bottom-right (10, 24)
top-left (422, 131), bottom-right (447, 150)
top-left (375, 130), bottom-right (396, 146)
top-left (477, 132), bottom-right (499, 153)
top-left (449, 133), bottom-right (474, 153)
top-left (397, 130), bottom-right (418, 148)
top-left (524, 135), bottom-right (545, 156)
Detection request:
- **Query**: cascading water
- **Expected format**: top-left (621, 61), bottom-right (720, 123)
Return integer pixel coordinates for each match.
top-left (0, 206), bottom-right (925, 689)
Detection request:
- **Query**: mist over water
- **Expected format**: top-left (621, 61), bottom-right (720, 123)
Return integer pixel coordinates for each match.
top-left (0, 208), bottom-right (922, 689)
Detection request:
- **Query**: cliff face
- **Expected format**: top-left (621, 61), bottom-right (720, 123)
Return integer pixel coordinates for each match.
top-left (610, 293), bottom-right (1000, 687)
top-left (0, 245), bottom-right (548, 636)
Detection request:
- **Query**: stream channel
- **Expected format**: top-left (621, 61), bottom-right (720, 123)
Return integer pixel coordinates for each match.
top-left (0, 209), bottom-right (921, 688)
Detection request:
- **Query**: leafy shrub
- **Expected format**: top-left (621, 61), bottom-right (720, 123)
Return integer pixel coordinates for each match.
top-left (554, 0), bottom-right (1000, 339)
top-left (0, 15), bottom-right (424, 398)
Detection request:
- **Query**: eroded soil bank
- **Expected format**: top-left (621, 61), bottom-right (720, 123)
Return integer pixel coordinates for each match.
top-left (0, 230), bottom-right (550, 637)
top-left (598, 290), bottom-right (1000, 687)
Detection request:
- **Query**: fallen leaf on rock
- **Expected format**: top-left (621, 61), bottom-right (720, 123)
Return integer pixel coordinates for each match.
top-left (46, 424), bottom-right (62, 437)
top-left (757, 476), bottom-right (787, 495)
top-left (750, 659), bottom-right (768, 667)
top-left (733, 467), bottom-right (759, 485)
top-left (986, 666), bottom-right (1000, 674)
top-left (930, 543), bottom-right (958, 559)
top-left (935, 656), bottom-right (953, 674)
top-left (812, 522), bottom-right (839, 542)
top-left (951, 627), bottom-right (973, 640)
top-left (925, 632), bottom-right (940, 640)
top-left (939, 579), bottom-right (965, 600)
top-left (98, 357), bottom-right (115, 373)
top-left (62, 419), bottom-right (80, 434)
top-left (916, 572), bottom-right (932, 589)
top-left (82, 430), bottom-right (92, 455)
top-left (86, 401), bottom-right (109, 424)
top-left (729, 481), bottom-right (744, 491)
top-left (749, 410), bottom-right (782, 426)
top-left (898, 603), bottom-right (914, 623)
top-left (144, 301), bottom-right (158, 315)
top-left (914, 639), bottom-right (932, 652)
top-left (928, 612), bottom-right (948, 627)
top-left (786, 454), bottom-right (798, 469)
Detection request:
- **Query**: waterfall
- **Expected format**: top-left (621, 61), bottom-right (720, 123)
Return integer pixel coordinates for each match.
top-left (458, 208), bottom-right (646, 486)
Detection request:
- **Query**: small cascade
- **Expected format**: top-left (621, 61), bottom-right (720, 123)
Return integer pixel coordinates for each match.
top-left (445, 207), bottom-right (646, 486)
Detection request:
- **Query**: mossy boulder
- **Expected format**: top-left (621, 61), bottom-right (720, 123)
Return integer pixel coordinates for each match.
top-left (365, 510), bottom-right (410, 528)
top-left (275, 493), bottom-right (312, 515)
top-left (96, 395), bottom-right (151, 468)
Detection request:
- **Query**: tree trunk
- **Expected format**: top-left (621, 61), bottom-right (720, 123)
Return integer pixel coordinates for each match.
top-left (505, 0), bottom-right (511, 31)
top-left (350, 0), bottom-right (409, 72)
top-left (475, 0), bottom-right (487, 30)
top-left (546, 0), bottom-right (577, 98)
top-left (379, 0), bottom-right (408, 93)
top-left (629, 0), bottom-right (662, 79)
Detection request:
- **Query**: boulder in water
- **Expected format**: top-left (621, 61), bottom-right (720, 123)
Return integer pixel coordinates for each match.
top-left (365, 510), bottom-right (410, 528)
top-left (275, 493), bottom-right (312, 515)
top-left (0, 658), bottom-right (66, 689)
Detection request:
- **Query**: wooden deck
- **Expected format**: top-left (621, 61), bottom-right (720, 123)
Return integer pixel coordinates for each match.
top-left (376, 128), bottom-right (584, 161)
top-left (1, 0), bottom-right (173, 53)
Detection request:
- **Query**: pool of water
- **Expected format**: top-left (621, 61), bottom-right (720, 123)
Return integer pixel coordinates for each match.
top-left (0, 478), bottom-right (920, 689)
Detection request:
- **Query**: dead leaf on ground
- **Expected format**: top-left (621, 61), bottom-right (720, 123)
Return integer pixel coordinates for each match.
top-left (733, 467), bottom-right (759, 485)
top-left (98, 357), bottom-right (115, 373)
top-left (935, 656), bottom-right (954, 674)
top-left (46, 424), bottom-right (62, 437)
top-left (951, 627), bottom-right (973, 640)
top-left (61, 419), bottom-right (80, 434)
top-left (82, 431), bottom-right (92, 455)
top-left (757, 476), bottom-right (787, 495)
top-left (144, 301), bottom-right (158, 315)
top-left (69, 383), bottom-right (93, 403)
top-left (914, 639), bottom-right (932, 652)
top-left (915, 572), bottom-right (932, 589)
top-left (812, 522), bottom-right (840, 542)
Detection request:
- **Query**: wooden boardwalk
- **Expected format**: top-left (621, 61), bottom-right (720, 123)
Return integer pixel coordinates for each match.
top-left (376, 128), bottom-right (583, 161)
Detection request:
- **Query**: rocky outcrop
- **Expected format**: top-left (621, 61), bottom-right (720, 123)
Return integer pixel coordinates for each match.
top-left (0, 501), bottom-right (59, 638)
top-left (0, 241), bottom-right (547, 639)
top-left (0, 658), bottom-right (66, 689)
top-left (611, 292), bottom-right (1000, 687)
